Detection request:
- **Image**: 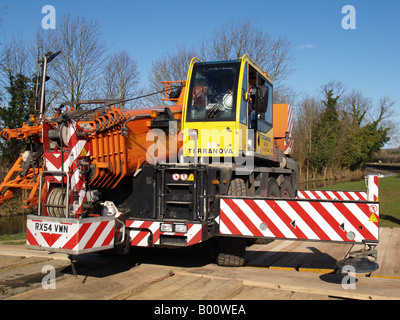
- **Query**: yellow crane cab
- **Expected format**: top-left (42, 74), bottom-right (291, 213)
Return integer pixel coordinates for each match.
top-left (181, 55), bottom-right (277, 164)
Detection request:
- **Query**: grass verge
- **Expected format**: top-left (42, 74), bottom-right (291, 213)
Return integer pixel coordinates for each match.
top-left (0, 232), bottom-right (26, 245)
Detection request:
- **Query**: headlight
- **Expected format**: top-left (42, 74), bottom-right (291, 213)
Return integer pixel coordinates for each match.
top-left (188, 129), bottom-right (198, 137)
top-left (160, 223), bottom-right (188, 233)
top-left (160, 223), bottom-right (174, 232)
top-left (175, 224), bottom-right (187, 233)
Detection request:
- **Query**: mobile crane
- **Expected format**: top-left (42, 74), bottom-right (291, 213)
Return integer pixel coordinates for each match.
top-left (1, 54), bottom-right (379, 271)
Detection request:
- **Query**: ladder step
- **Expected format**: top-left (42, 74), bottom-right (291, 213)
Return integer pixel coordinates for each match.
top-left (166, 201), bottom-right (192, 205)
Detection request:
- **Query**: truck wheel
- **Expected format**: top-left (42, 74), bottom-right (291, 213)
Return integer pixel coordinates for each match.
top-left (227, 177), bottom-right (247, 197)
top-left (216, 237), bottom-right (247, 267)
top-left (216, 178), bottom-right (247, 267)
top-left (267, 178), bottom-right (280, 197)
top-left (280, 177), bottom-right (295, 198)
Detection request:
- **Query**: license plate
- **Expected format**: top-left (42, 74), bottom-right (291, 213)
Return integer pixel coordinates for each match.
top-left (32, 220), bottom-right (71, 234)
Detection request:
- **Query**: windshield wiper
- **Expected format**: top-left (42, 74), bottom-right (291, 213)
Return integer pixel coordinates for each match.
top-left (207, 92), bottom-right (231, 118)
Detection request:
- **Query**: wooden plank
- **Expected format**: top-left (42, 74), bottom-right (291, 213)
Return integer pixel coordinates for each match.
top-left (245, 240), bottom-right (295, 267)
top-left (375, 228), bottom-right (392, 266)
top-left (126, 274), bottom-right (244, 300)
top-left (176, 265), bottom-right (400, 300)
top-left (0, 256), bottom-right (25, 268)
top-left (245, 243), bottom-right (276, 260)
top-left (369, 228), bottom-right (391, 277)
top-left (385, 228), bottom-right (400, 276)
top-left (290, 291), bottom-right (332, 300)
top-left (231, 283), bottom-right (332, 300)
top-left (374, 228), bottom-right (398, 277)
top-left (268, 240), bottom-right (330, 270)
top-left (0, 255), bottom-right (51, 274)
top-left (197, 278), bottom-right (244, 300)
top-left (298, 242), bottom-right (351, 271)
top-left (247, 240), bottom-right (303, 269)
top-left (231, 285), bottom-right (297, 300)
top-left (393, 229), bottom-right (400, 276)
top-left (127, 274), bottom-right (199, 300)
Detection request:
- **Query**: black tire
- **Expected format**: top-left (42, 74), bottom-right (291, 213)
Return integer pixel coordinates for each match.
top-left (267, 178), bottom-right (280, 197)
top-left (280, 177), bottom-right (295, 198)
top-left (216, 237), bottom-right (247, 267)
top-left (216, 178), bottom-right (247, 267)
top-left (227, 178), bottom-right (247, 197)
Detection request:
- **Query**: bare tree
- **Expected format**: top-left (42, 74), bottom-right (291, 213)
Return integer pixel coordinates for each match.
top-left (149, 20), bottom-right (296, 105)
top-left (341, 89), bottom-right (397, 132)
top-left (40, 14), bottom-right (106, 110)
top-left (374, 96), bottom-right (396, 125)
top-left (201, 19), bottom-right (296, 87)
top-left (147, 45), bottom-right (198, 106)
top-left (0, 34), bottom-right (32, 82)
top-left (0, 34), bottom-right (35, 116)
top-left (374, 96), bottom-right (398, 145)
top-left (292, 95), bottom-right (322, 180)
top-left (102, 50), bottom-right (140, 108)
top-left (342, 89), bottom-right (371, 126)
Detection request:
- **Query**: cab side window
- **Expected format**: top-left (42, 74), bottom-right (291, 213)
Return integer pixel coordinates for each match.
top-left (264, 82), bottom-right (273, 124)
top-left (248, 64), bottom-right (273, 132)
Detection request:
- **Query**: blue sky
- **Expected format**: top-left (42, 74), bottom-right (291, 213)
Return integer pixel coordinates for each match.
top-left (1, 0), bottom-right (399, 147)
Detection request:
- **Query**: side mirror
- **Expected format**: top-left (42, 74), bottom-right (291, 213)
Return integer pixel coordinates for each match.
top-left (254, 86), bottom-right (269, 114)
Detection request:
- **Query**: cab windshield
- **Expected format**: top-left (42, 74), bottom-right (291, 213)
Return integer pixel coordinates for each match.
top-left (186, 62), bottom-right (240, 122)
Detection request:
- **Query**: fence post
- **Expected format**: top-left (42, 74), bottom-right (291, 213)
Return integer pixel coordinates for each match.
top-left (366, 175), bottom-right (379, 202)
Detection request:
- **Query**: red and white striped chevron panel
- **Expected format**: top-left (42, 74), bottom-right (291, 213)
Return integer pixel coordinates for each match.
top-left (297, 175), bottom-right (379, 202)
top-left (297, 190), bottom-right (367, 201)
top-left (126, 220), bottom-right (205, 247)
top-left (43, 120), bottom-right (92, 218)
top-left (219, 198), bottom-right (379, 243)
top-left (284, 104), bottom-right (293, 155)
top-left (26, 215), bottom-right (115, 254)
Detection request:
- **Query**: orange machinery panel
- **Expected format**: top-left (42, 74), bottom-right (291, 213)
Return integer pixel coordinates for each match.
top-left (84, 104), bottom-right (183, 189)
top-left (272, 103), bottom-right (293, 154)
